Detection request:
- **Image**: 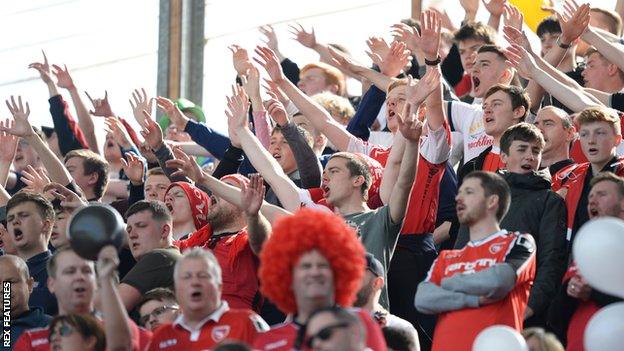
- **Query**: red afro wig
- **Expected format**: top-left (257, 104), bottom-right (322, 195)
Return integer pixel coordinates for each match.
top-left (259, 208), bottom-right (365, 314)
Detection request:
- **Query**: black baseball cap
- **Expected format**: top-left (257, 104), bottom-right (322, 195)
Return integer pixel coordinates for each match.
top-left (365, 253), bottom-right (384, 277)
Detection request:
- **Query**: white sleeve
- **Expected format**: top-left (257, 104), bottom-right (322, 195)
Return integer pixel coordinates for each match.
top-left (448, 101), bottom-right (481, 135)
top-left (420, 124), bottom-right (452, 164)
top-left (347, 136), bottom-right (372, 155)
top-left (296, 188), bottom-right (333, 213)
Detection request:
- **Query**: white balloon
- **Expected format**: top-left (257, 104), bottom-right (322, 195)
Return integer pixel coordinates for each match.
top-left (584, 302), bottom-right (624, 351)
top-left (473, 325), bottom-right (528, 351)
top-left (573, 217), bottom-right (624, 298)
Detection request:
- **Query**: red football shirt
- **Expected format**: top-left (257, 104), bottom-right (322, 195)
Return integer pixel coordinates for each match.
top-left (208, 230), bottom-right (260, 310)
top-left (252, 309), bottom-right (387, 351)
top-left (482, 149), bottom-right (505, 173)
top-left (400, 123), bottom-right (452, 235)
top-left (147, 302), bottom-right (268, 350)
top-left (426, 231), bottom-right (536, 351)
top-left (13, 317), bottom-right (151, 351)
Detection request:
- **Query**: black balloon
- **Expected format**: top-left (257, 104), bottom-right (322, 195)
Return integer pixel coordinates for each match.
top-left (68, 204), bottom-right (125, 260)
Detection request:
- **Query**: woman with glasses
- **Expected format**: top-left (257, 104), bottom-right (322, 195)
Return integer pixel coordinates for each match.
top-left (48, 314), bottom-right (105, 351)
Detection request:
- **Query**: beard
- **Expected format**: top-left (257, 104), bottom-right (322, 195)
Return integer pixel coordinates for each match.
top-left (353, 282), bottom-right (374, 308)
top-left (458, 205), bottom-right (486, 226)
top-left (207, 204), bottom-right (240, 232)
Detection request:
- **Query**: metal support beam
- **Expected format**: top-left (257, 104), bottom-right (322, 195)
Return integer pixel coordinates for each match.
top-left (157, 0), bottom-right (205, 120)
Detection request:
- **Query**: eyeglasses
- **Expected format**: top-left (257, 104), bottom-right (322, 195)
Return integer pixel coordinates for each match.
top-left (304, 322), bottom-right (350, 348)
top-left (139, 305), bottom-right (179, 326)
top-left (49, 323), bottom-right (75, 341)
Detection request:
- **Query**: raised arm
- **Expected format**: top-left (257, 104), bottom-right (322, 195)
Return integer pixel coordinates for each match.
top-left (165, 147), bottom-right (292, 223)
top-left (97, 246), bottom-right (133, 351)
top-left (504, 44), bottom-right (602, 112)
top-left (2, 96), bottom-right (73, 186)
top-left (583, 25), bottom-right (624, 73)
top-left (227, 85), bottom-right (301, 212)
top-left (140, 104), bottom-right (190, 183)
top-left (483, 0), bottom-right (506, 31)
top-left (327, 47), bottom-right (395, 92)
top-left (254, 45), bottom-right (353, 151)
top-left (388, 102), bottom-right (423, 224)
top-left (239, 174), bottom-right (272, 255)
top-left (53, 64), bottom-right (99, 153)
top-left (0, 119), bottom-right (18, 188)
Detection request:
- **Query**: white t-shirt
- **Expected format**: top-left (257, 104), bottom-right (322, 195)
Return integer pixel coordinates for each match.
top-left (447, 100), bottom-right (492, 162)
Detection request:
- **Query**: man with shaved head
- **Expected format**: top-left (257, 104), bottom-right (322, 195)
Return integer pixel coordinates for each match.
top-left (0, 255), bottom-right (51, 349)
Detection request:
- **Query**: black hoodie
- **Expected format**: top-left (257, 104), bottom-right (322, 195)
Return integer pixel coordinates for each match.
top-left (455, 170), bottom-right (569, 325)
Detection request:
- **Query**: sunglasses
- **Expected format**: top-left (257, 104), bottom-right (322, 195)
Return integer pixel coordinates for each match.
top-left (139, 305), bottom-right (179, 326)
top-left (49, 323), bottom-right (75, 340)
top-left (304, 322), bottom-right (350, 348)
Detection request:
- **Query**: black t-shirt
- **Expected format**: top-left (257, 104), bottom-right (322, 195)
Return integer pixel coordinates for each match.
top-left (121, 247), bottom-right (181, 294)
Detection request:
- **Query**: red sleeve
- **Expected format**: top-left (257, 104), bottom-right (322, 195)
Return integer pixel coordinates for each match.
top-left (127, 318), bottom-right (152, 351)
top-left (357, 309), bottom-right (387, 351)
top-left (13, 332), bottom-right (33, 351)
top-left (424, 254), bottom-right (445, 285)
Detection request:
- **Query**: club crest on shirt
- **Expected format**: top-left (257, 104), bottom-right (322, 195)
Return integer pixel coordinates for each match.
top-left (489, 242), bottom-right (505, 254)
top-left (211, 325), bottom-right (230, 342)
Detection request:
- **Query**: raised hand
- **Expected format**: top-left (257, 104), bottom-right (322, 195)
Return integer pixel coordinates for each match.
top-left (229, 44), bottom-right (254, 76)
top-left (97, 245), bottom-right (120, 281)
top-left (120, 152), bottom-right (146, 185)
top-left (225, 84), bottom-right (250, 131)
top-left (390, 23), bottom-right (419, 52)
top-left (368, 41), bottom-right (411, 77)
top-left (129, 88), bottom-right (153, 126)
top-left (263, 79), bottom-right (290, 106)
top-left (259, 25), bottom-right (280, 52)
top-left (85, 90), bottom-right (114, 117)
top-left (327, 46), bottom-right (365, 77)
top-left (414, 10), bottom-right (442, 61)
top-left (459, 0), bottom-right (480, 17)
top-left (240, 173), bottom-right (266, 216)
top-left (241, 65), bottom-right (261, 99)
top-left (502, 25), bottom-right (532, 53)
top-left (166, 146), bottom-right (206, 183)
top-left (28, 50), bottom-right (53, 84)
top-left (22, 166), bottom-right (51, 194)
top-left (51, 64), bottom-right (75, 90)
top-left (155, 96), bottom-right (189, 130)
top-left (3, 96), bottom-right (33, 137)
top-left (482, 0), bottom-right (506, 17)
top-left (44, 182), bottom-right (87, 211)
top-left (558, 1), bottom-right (591, 44)
top-left (0, 119), bottom-right (18, 162)
top-left (139, 110), bottom-right (164, 150)
top-left (503, 3), bottom-right (524, 30)
top-left (503, 44), bottom-right (538, 80)
top-left (104, 117), bottom-right (134, 148)
top-left (366, 37), bottom-right (391, 61)
top-left (406, 69), bottom-right (441, 106)
top-left (254, 46), bottom-right (286, 83)
top-left (289, 23), bottom-right (317, 49)
top-left (396, 103), bottom-right (423, 141)
top-left (265, 92), bottom-right (289, 126)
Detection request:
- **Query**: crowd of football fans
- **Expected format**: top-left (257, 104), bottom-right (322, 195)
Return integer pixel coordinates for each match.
top-left (3, 0), bottom-right (624, 350)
